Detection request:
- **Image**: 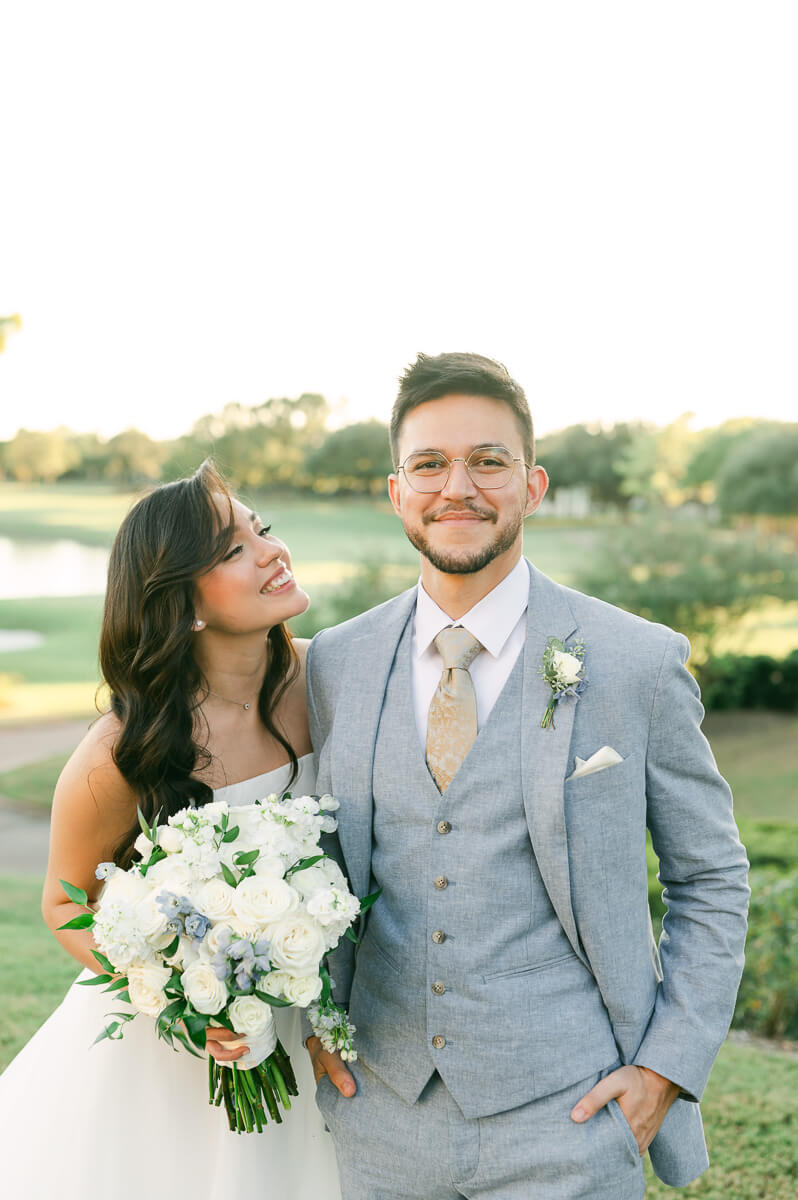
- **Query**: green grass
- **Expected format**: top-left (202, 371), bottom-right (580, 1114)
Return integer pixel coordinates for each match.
top-left (0, 482), bottom-right (136, 546)
top-left (0, 753), bottom-right (70, 810)
top-left (0, 596), bottom-right (103, 684)
top-left (644, 1040), bottom-right (798, 1198)
top-left (0, 872), bottom-right (795, 1196)
top-left (0, 875), bottom-right (78, 1072)
top-left (704, 711), bottom-right (798, 823)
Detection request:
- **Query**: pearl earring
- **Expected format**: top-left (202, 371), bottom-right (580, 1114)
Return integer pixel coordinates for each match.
top-left (192, 619), bottom-right (206, 631)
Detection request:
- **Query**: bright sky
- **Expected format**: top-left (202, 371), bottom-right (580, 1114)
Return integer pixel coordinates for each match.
top-left (1, 2), bottom-right (796, 444)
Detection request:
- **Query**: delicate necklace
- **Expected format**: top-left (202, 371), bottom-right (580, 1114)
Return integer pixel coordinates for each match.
top-left (206, 689), bottom-right (257, 711)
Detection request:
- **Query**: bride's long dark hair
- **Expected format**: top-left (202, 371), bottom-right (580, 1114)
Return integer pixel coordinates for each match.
top-left (99, 459), bottom-right (299, 867)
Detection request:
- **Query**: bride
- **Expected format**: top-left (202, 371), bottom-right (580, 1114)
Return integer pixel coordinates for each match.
top-left (0, 460), bottom-right (346, 1199)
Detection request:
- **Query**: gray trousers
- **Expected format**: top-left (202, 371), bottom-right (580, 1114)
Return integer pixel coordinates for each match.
top-left (315, 1061), bottom-right (646, 1200)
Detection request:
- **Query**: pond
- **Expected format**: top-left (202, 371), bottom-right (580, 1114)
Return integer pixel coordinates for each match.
top-left (0, 537), bottom-right (109, 600)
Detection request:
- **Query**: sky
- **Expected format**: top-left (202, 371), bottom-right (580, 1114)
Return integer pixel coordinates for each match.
top-left (1, 2), bottom-right (796, 444)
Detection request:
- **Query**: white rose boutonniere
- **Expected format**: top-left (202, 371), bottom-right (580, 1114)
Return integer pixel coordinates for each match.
top-left (539, 637), bottom-right (586, 729)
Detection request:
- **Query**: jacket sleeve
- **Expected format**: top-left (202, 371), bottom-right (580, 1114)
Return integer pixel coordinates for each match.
top-left (633, 633), bottom-right (749, 1100)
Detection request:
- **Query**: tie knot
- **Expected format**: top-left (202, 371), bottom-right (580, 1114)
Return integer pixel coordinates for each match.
top-left (434, 626), bottom-right (483, 671)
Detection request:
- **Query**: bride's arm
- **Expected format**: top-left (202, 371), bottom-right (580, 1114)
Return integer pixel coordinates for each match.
top-left (41, 713), bottom-right (139, 974)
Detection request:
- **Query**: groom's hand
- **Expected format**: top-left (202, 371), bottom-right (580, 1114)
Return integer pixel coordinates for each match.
top-left (570, 1064), bottom-right (679, 1154)
top-left (306, 1035), bottom-right (356, 1098)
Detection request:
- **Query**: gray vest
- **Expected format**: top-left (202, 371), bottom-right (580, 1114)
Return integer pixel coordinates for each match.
top-left (347, 615), bottom-right (619, 1118)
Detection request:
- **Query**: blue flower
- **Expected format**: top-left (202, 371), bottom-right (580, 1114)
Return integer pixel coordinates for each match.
top-left (185, 911), bottom-right (211, 941)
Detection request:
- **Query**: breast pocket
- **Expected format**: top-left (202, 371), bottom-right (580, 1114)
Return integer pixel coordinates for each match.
top-left (565, 750), bottom-right (640, 806)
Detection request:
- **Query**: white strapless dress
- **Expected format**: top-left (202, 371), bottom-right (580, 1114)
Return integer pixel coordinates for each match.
top-left (0, 755), bottom-right (341, 1200)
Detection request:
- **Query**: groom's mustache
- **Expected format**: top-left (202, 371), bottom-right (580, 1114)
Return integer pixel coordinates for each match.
top-left (423, 503), bottom-right (497, 524)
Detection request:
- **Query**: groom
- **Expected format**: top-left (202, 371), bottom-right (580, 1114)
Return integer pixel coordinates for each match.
top-left (305, 352), bottom-right (749, 1198)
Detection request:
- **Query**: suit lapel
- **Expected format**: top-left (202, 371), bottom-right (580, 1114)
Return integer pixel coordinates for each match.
top-left (521, 564), bottom-right (586, 964)
top-left (329, 588), bottom-right (417, 899)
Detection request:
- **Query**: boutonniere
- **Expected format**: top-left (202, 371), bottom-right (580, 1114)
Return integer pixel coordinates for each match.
top-left (539, 637), bottom-right (586, 729)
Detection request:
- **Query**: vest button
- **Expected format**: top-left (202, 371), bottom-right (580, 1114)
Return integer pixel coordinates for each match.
top-left (436, 820), bottom-right (451, 835)
top-left (431, 981), bottom-right (446, 996)
top-left (432, 1035), bottom-right (446, 1050)
top-left (432, 929), bottom-right (446, 944)
top-left (433, 876), bottom-right (448, 890)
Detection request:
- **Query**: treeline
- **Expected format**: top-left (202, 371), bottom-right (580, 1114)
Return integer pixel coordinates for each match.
top-left (1, 393), bottom-right (797, 516)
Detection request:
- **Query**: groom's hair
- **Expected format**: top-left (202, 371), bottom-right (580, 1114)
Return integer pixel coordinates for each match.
top-left (390, 352), bottom-right (534, 467)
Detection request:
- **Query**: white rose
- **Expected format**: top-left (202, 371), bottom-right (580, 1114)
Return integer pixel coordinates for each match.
top-left (258, 970), bottom-right (290, 998)
top-left (181, 960), bottom-right (228, 1014)
top-left (156, 826), bottom-right (185, 854)
top-left (252, 854), bottom-right (288, 878)
top-left (203, 923), bottom-right (235, 957)
top-left (281, 973), bottom-right (323, 1008)
top-left (146, 856), bottom-right (194, 892)
top-left (269, 915), bottom-right (326, 976)
top-left (195, 879), bottom-right (236, 921)
top-left (307, 887), bottom-right (361, 931)
top-left (201, 800), bottom-right (229, 824)
top-left (232, 875), bottom-right (299, 928)
top-left (101, 869), bottom-right (149, 905)
top-left (127, 962), bottom-right (172, 1017)
top-left (132, 892), bottom-right (173, 940)
top-left (166, 935), bottom-right (199, 970)
top-left (552, 650), bottom-right (583, 686)
top-left (228, 995), bottom-right (275, 1039)
top-left (134, 831), bottom-right (153, 857)
top-left (291, 859), bottom-right (347, 899)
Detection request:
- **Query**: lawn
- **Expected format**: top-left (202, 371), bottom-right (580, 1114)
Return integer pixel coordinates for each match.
top-left (0, 875), bottom-right (794, 1196)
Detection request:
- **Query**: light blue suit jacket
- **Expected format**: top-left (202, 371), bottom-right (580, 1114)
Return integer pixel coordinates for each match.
top-left (306, 562), bottom-right (749, 1187)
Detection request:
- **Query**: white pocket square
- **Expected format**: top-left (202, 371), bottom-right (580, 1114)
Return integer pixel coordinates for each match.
top-left (567, 745), bottom-right (624, 781)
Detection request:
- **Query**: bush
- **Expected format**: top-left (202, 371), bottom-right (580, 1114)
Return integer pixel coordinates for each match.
top-left (733, 871), bottom-right (798, 1039)
top-left (696, 651), bottom-right (798, 712)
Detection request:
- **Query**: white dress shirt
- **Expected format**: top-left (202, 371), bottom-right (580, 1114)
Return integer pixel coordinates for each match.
top-left (411, 557), bottom-right (530, 746)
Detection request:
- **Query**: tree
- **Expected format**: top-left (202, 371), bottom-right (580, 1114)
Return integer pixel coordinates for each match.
top-left (0, 314), bottom-right (22, 353)
top-left (103, 429), bottom-right (166, 483)
top-left (715, 427), bottom-right (798, 517)
top-left (304, 420), bottom-right (393, 494)
top-left (614, 414), bottom-right (697, 507)
top-left (574, 516), bottom-right (798, 660)
top-left (536, 423), bottom-right (642, 508)
top-left (2, 428), bottom-right (80, 482)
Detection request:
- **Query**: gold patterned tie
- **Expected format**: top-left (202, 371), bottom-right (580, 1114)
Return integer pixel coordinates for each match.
top-left (426, 626), bottom-right (484, 792)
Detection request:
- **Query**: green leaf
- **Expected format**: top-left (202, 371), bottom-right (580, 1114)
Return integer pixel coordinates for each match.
top-left (173, 1027), bottom-right (203, 1058)
top-left (359, 887), bottom-right (382, 913)
top-left (92, 1021), bottom-right (120, 1045)
top-left (221, 862), bottom-right (238, 888)
top-left (59, 879), bottom-right (89, 906)
top-left (57, 912), bottom-right (95, 931)
top-left (233, 849), bottom-right (260, 866)
top-left (286, 854), bottom-right (325, 877)
top-left (183, 1011), bottom-right (209, 1049)
top-left (76, 973), bottom-right (113, 987)
top-left (157, 998), bottom-right (185, 1033)
top-left (254, 988), bottom-right (293, 1008)
top-left (344, 928), bottom-right (360, 944)
top-left (115, 989), bottom-right (131, 1004)
top-left (91, 949), bottom-right (115, 973)
top-left (103, 975), bottom-right (130, 993)
top-left (221, 825), bottom-right (240, 843)
top-left (319, 966), bottom-right (332, 1005)
top-left (137, 806), bottom-right (151, 839)
top-left (163, 933), bottom-right (180, 958)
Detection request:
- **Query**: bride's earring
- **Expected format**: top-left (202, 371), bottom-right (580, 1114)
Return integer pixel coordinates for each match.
top-left (192, 618), bottom-right (206, 631)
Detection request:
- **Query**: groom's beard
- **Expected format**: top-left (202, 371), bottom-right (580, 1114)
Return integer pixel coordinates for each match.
top-left (402, 502), bottom-right (526, 575)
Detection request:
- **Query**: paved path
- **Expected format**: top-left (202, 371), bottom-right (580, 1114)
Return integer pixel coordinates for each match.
top-left (0, 718), bottom-right (91, 877)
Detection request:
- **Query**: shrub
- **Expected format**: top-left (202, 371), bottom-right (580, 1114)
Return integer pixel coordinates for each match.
top-left (733, 871), bottom-right (798, 1039)
top-left (696, 652), bottom-right (798, 712)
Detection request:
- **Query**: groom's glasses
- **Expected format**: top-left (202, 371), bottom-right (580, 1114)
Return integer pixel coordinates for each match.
top-left (396, 445), bottom-right (529, 493)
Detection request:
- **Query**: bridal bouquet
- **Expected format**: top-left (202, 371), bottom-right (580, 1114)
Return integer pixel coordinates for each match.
top-left (59, 791), bottom-right (375, 1134)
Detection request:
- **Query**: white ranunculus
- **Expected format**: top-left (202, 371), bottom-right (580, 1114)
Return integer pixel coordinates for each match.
top-left (229, 995), bottom-right (275, 1039)
top-left (281, 973), bottom-right (323, 1007)
top-left (181, 960), bottom-right (228, 1014)
top-left (552, 650), bottom-right (583, 686)
top-left (203, 923), bottom-right (234, 957)
top-left (232, 875), bottom-right (299, 928)
top-left (127, 962), bottom-right (172, 1017)
top-left (269, 915), bottom-right (326, 976)
top-left (195, 879), bottom-right (235, 921)
top-left (156, 826), bottom-right (184, 854)
top-left (133, 892), bottom-right (173, 941)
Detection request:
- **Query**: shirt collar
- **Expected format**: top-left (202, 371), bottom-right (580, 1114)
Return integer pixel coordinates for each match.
top-left (414, 558), bottom-right (530, 660)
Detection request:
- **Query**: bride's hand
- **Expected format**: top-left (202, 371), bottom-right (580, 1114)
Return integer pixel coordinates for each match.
top-left (306, 1036), bottom-right (356, 1097)
top-left (206, 1025), bottom-right (248, 1063)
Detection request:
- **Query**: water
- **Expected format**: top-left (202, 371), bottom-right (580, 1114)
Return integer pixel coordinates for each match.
top-left (0, 537), bottom-right (109, 599)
